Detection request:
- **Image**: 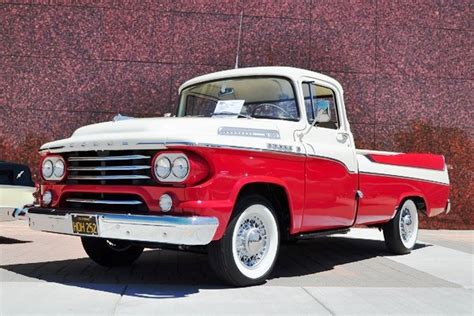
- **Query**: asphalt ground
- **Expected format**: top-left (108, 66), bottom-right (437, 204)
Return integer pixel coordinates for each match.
top-left (0, 221), bottom-right (472, 315)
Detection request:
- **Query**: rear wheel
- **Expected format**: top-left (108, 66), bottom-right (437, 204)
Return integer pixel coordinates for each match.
top-left (208, 195), bottom-right (280, 286)
top-left (383, 199), bottom-right (419, 254)
top-left (81, 237), bottom-right (144, 267)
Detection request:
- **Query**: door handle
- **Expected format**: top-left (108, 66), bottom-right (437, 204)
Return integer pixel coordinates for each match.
top-left (336, 132), bottom-right (349, 142)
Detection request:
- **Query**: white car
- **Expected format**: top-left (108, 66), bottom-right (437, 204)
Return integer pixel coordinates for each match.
top-left (0, 162), bottom-right (35, 221)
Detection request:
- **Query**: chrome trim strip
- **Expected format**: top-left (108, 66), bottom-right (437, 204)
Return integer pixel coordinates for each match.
top-left (68, 165), bottom-right (150, 171)
top-left (68, 175), bottom-right (150, 180)
top-left (68, 155), bottom-right (150, 162)
top-left (66, 198), bottom-right (143, 205)
top-left (166, 142), bottom-right (308, 157)
top-left (27, 210), bottom-right (219, 245)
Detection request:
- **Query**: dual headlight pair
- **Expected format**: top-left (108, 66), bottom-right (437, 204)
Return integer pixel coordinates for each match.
top-left (153, 153), bottom-right (189, 182)
top-left (41, 156), bottom-right (66, 181)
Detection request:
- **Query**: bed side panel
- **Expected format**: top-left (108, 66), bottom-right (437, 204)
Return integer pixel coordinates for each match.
top-left (356, 153), bottom-right (450, 225)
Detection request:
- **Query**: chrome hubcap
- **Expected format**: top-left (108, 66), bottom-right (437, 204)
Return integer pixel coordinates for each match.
top-left (400, 208), bottom-right (414, 242)
top-left (235, 215), bottom-right (268, 268)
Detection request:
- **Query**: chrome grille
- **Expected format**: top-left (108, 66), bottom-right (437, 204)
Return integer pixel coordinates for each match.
top-left (68, 155), bottom-right (150, 162)
top-left (62, 192), bottom-right (149, 213)
top-left (65, 198), bottom-right (143, 205)
top-left (64, 150), bottom-right (156, 185)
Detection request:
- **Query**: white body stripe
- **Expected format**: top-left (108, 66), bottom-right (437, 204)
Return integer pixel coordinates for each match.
top-left (357, 154), bottom-right (449, 185)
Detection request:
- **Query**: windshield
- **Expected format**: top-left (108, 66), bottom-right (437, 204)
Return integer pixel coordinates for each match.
top-left (177, 77), bottom-right (299, 121)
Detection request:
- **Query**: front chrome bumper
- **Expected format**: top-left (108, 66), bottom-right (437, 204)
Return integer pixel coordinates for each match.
top-left (21, 207), bottom-right (219, 246)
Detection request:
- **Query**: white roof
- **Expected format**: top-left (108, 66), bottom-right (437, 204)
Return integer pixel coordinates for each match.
top-left (178, 66), bottom-right (343, 94)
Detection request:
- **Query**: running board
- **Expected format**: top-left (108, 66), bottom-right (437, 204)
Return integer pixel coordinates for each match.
top-left (295, 228), bottom-right (350, 240)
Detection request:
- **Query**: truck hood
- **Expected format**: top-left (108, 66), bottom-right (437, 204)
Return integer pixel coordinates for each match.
top-left (40, 117), bottom-right (303, 154)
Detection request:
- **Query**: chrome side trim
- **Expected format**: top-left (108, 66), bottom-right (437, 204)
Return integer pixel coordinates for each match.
top-left (68, 165), bottom-right (150, 171)
top-left (68, 175), bottom-right (150, 180)
top-left (68, 155), bottom-right (150, 162)
top-left (66, 198), bottom-right (143, 205)
top-left (27, 210), bottom-right (219, 245)
top-left (164, 142), bottom-right (308, 157)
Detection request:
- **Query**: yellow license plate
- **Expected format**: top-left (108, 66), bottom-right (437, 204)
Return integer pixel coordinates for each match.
top-left (72, 215), bottom-right (98, 235)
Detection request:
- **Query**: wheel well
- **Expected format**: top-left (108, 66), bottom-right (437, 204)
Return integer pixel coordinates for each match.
top-left (403, 196), bottom-right (427, 216)
top-left (236, 182), bottom-right (291, 240)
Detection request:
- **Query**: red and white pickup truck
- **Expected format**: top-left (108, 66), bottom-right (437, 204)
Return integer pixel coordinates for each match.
top-left (15, 67), bottom-right (450, 286)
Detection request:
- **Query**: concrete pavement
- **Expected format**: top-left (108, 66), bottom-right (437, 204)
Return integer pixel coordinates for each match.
top-left (0, 221), bottom-right (472, 315)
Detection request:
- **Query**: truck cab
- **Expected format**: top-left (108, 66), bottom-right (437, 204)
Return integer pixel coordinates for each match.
top-left (17, 67), bottom-right (450, 286)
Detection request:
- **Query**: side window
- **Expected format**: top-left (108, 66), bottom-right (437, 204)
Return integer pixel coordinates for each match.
top-left (185, 94), bottom-right (217, 116)
top-left (303, 83), bottom-right (339, 130)
top-left (0, 170), bottom-right (13, 185)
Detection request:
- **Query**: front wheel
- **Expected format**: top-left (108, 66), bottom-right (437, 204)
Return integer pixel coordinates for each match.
top-left (383, 199), bottom-right (419, 254)
top-left (208, 195), bottom-right (280, 286)
top-left (81, 237), bottom-right (144, 267)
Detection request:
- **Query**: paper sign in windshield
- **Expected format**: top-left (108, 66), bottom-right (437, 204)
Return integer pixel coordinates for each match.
top-left (214, 100), bottom-right (245, 116)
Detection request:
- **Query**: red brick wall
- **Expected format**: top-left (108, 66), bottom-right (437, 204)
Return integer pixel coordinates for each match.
top-left (0, 0), bottom-right (472, 228)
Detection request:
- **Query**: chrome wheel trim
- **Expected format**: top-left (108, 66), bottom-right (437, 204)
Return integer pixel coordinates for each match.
top-left (235, 215), bottom-right (268, 269)
top-left (231, 204), bottom-right (279, 279)
top-left (399, 200), bottom-right (418, 249)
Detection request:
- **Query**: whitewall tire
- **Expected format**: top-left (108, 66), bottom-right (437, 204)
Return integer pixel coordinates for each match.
top-left (208, 195), bottom-right (280, 286)
top-left (383, 199), bottom-right (419, 254)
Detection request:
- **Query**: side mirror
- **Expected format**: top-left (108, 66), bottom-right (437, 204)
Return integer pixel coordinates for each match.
top-left (314, 100), bottom-right (331, 124)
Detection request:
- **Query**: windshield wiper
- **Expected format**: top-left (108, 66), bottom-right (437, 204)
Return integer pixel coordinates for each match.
top-left (212, 111), bottom-right (252, 119)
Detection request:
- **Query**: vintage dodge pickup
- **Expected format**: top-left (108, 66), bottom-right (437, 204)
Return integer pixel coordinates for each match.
top-left (14, 67), bottom-right (450, 286)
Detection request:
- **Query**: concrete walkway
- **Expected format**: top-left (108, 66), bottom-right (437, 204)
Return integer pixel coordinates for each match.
top-left (1, 221), bottom-right (472, 315)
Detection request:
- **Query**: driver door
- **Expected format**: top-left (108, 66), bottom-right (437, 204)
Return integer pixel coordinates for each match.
top-left (301, 82), bottom-right (358, 231)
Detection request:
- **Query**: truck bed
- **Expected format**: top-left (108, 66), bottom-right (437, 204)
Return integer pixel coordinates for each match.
top-left (355, 150), bottom-right (450, 225)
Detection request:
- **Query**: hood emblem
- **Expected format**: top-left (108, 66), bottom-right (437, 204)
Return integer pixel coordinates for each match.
top-left (218, 127), bottom-right (280, 139)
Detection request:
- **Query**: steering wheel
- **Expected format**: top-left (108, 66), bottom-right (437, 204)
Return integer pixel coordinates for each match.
top-left (251, 103), bottom-right (292, 118)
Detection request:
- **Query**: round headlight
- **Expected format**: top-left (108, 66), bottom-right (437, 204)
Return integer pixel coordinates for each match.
top-left (159, 194), bottom-right (173, 212)
top-left (155, 157), bottom-right (172, 179)
top-left (42, 159), bottom-right (54, 179)
top-left (42, 190), bottom-right (52, 206)
top-left (172, 157), bottom-right (189, 179)
top-left (53, 159), bottom-right (65, 178)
